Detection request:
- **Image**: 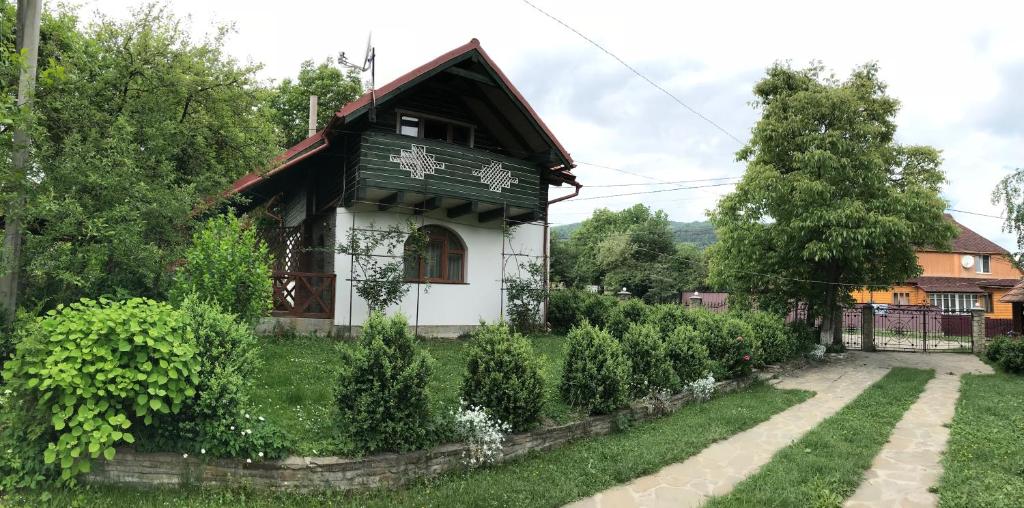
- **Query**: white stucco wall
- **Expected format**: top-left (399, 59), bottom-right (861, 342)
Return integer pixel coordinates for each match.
top-left (333, 208), bottom-right (546, 333)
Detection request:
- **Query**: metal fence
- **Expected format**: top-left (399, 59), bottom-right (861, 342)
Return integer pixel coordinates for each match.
top-left (871, 305), bottom-right (972, 352)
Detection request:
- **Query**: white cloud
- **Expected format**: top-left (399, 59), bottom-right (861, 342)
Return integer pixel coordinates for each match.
top-left (81, 0), bottom-right (1024, 249)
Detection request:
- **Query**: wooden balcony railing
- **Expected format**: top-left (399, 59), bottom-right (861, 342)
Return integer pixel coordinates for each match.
top-left (271, 271), bottom-right (336, 319)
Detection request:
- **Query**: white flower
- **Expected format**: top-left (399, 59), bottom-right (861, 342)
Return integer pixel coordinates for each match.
top-left (687, 374), bottom-right (716, 402)
top-left (200, 448), bottom-right (206, 454)
top-left (245, 413), bottom-right (250, 419)
top-left (230, 426), bottom-right (235, 431)
top-left (258, 452), bottom-right (264, 458)
top-left (808, 344), bottom-right (826, 361)
top-left (452, 402), bottom-right (509, 468)
top-left (246, 458), bottom-right (252, 464)
top-left (245, 429), bottom-right (252, 435)
top-left (182, 453), bottom-right (188, 459)
top-left (258, 416), bottom-right (265, 422)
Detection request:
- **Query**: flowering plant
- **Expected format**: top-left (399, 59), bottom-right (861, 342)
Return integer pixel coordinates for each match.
top-left (452, 403), bottom-right (511, 468)
top-left (687, 374), bottom-right (716, 402)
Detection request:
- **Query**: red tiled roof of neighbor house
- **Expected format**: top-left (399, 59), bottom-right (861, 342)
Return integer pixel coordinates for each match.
top-left (919, 214), bottom-right (1011, 255)
top-left (908, 276), bottom-right (1019, 293)
top-left (231, 39), bottom-right (573, 196)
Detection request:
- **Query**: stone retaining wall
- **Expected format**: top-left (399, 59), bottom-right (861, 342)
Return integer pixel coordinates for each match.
top-left (85, 377), bottom-right (754, 491)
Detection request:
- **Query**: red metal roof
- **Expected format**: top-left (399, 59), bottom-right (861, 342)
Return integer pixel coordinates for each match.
top-left (920, 215), bottom-right (1011, 255)
top-left (229, 39), bottom-right (574, 197)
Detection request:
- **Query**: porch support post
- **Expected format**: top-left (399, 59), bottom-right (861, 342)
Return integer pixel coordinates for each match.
top-left (861, 304), bottom-right (875, 352)
top-left (971, 308), bottom-right (986, 354)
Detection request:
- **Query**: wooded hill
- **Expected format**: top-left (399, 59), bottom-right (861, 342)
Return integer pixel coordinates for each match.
top-left (554, 220), bottom-right (717, 248)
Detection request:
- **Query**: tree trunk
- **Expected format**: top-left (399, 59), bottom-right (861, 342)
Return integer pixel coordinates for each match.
top-left (0, 0), bottom-right (42, 324)
top-left (819, 282), bottom-right (838, 345)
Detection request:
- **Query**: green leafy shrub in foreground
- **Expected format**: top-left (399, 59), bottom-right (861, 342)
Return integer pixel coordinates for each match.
top-left (737, 310), bottom-right (795, 365)
top-left (143, 295), bottom-right (289, 459)
top-left (989, 336), bottom-right (1024, 374)
top-left (560, 322), bottom-right (630, 414)
top-left (665, 325), bottom-right (712, 385)
top-left (620, 323), bottom-right (677, 397)
top-left (461, 323), bottom-right (545, 432)
top-left (687, 309), bottom-right (755, 378)
top-left (644, 304), bottom-right (693, 338)
top-left (985, 335), bottom-right (1010, 363)
top-left (548, 289), bottom-right (617, 333)
top-left (335, 312), bottom-right (433, 453)
top-left (169, 213), bottom-right (273, 325)
top-left (605, 298), bottom-right (652, 339)
top-left (2, 298), bottom-right (199, 480)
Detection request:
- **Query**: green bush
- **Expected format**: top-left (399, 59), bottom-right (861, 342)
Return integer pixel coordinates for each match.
top-left (605, 299), bottom-right (652, 338)
top-left (645, 304), bottom-right (693, 338)
top-left (993, 337), bottom-right (1024, 374)
top-left (169, 213), bottom-right (273, 325)
top-left (461, 323), bottom-right (545, 432)
top-left (686, 309), bottom-right (755, 378)
top-left (2, 298), bottom-right (200, 480)
top-left (335, 312), bottom-right (433, 453)
top-left (786, 320), bottom-right (820, 353)
top-left (664, 325), bottom-right (712, 385)
top-left (620, 323), bottom-right (677, 397)
top-left (143, 296), bottom-right (288, 459)
top-left (548, 289), bottom-right (617, 333)
top-left (560, 322), bottom-right (630, 414)
top-left (737, 310), bottom-right (795, 365)
top-left (985, 335), bottom-right (1010, 363)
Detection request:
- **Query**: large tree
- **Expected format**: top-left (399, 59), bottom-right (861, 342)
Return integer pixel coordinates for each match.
top-left (708, 62), bottom-right (954, 343)
top-left (992, 168), bottom-right (1024, 263)
top-left (268, 58), bottom-right (362, 146)
top-left (0, 3), bottom-right (280, 309)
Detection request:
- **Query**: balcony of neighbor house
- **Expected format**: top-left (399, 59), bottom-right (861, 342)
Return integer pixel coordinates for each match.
top-left (260, 215), bottom-right (336, 321)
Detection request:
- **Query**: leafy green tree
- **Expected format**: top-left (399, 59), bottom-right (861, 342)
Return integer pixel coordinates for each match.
top-left (268, 58), bottom-right (363, 146)
top-left (992, 167), bottom-right (1024, 263)
top-left (0, 4), bottom-right (279, 309)
top-left (708, 62), bottom-right (954, 344)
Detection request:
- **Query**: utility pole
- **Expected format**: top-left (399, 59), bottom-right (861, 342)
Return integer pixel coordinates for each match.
top-left (0, 0), bottom-right (43, 323)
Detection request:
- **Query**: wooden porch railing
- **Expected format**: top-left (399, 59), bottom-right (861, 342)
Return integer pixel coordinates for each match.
top-left (271, 271), bottom-right (336, 319)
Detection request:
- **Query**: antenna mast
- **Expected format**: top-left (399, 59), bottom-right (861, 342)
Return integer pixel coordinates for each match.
top-left (339, 33), bottom-right (376, 122)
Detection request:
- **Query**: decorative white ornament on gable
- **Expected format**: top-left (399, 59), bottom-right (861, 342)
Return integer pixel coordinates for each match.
top-left (474, 160), bottom-right (519, 192)
top-left (390, 144), bottom-right (445, 180)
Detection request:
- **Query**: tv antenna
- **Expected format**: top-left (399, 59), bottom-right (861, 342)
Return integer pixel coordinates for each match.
top-left (339, 33), bottom-right (377, 121)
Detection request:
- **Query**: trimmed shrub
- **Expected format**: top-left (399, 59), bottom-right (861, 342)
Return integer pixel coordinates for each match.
top-left (169, 213), bottom-right (273, 325)
top-left (645, 304), bottom-right (693, 338)
top-left (335, 312), bottom-right (433, 453)
top-left (461, 323), bottom-right (545, 432)
top-left (2, 298), bottom-right (200, 480)
top-left (786, 320), bottom-right (820, 353)
top-left (548, 289), bottom-right (617, 333)
top-left (620, 323), bottom-right (677, 397)
top-left (606, 298), bottom-right (652, 338)
top-left (686, 309), bottom-right (755, 378)
top-left (560, 322), bottom-right (630, 414)
top-left (986, 335), bottom-right (1010, 363)
top-left (665, 325), bottom-right (712, 385)
top-left (737, 310), bottom-right (795, 365)
top-left (993, 337), bottom-right (1024, 374)
top-left (143, 295), bottom-right (288, 459)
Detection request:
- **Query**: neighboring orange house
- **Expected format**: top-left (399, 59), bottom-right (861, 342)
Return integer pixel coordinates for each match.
top-left (852, 216), bottom-right (1022, 318)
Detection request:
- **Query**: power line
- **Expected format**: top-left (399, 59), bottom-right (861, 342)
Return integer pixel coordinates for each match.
top-left (570, 182), bottom-right (736, 201)
top-left (584, 176), bottom-right (740, 188)
top-left (947, 208), bottom-right (1004, 220)
top-left (519, 0), bottom-right (744, 145)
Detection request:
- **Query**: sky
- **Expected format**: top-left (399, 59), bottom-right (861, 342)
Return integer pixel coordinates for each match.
top-left (84, 0), bottom-right (1024, 250)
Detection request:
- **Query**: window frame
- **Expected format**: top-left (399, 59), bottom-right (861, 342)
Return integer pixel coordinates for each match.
top-left (892, 292), bottom-right (911, 306)
top-left (404, 225), bottom-right (467, 284)
top-left (928, 292), bottom-right (990, 313)
top-left (974, 254), bottom-right (991, 274)
top-left (395, 109), bottom-right (476, 148)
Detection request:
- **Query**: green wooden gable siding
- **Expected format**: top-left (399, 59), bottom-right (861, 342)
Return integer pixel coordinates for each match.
top-left (355, 131), bottom-right (545, 212)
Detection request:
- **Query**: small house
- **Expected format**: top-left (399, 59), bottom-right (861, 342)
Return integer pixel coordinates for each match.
top-left (230, 39), bottom-right (580, 336)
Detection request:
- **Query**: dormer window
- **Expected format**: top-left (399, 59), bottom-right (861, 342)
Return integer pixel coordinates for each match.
top-left (396, 111), bottom-right (474, 147)
top-left (975, 255), bottom-right (991, 274)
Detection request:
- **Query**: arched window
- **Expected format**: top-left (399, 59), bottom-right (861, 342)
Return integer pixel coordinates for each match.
top-left (404, 225), bottom-right (466, 283)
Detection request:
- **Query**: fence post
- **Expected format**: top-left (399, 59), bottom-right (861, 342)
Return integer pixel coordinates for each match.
top-left (861, 304), bottom-right (875, 352)
top-left (971, 308), bottom-right (986, 354)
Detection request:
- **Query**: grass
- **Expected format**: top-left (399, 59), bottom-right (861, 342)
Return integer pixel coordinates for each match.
top-left (937, 370), bottom-right (1024, 507)
top-left (248, 333), bottom-right (576, 455)
top-left (19, 383), bottom-right (812, 507)
top-left (704, 367), bottom-right (934, 508)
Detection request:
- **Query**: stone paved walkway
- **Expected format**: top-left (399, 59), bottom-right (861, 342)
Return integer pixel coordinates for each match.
top-left (845, 355), bottom-right (992, 508)
top-left (564, 352), bottom-right (992, 508)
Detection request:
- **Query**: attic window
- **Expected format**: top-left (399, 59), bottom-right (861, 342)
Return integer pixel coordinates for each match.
top-left (396, 111), bottom-right (474, 147)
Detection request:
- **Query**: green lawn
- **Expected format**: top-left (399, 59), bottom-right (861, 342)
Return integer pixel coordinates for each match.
top-left (705, 367), bottom-right (934, 508)
top-left (20, 383), bottom-right (812, 507)
top-left (248, 333), bottom-right (576, 455)
top-left (938, 371), bottom-right (1024, 507)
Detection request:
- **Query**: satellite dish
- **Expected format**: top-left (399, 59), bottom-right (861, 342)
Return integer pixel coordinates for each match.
top-left (961, 255), bottom-right (975, 269)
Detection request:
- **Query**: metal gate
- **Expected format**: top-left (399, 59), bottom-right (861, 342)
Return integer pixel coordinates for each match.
top-left (873, 305), bottom-right (972, 352)
top-left (841, 307), bottom-right (862, 350)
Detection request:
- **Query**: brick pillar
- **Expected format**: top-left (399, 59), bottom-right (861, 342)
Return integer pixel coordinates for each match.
top-left (971, 308), bottom-right (986, 354)
top-left (861, 304), bottom-right (875, 352)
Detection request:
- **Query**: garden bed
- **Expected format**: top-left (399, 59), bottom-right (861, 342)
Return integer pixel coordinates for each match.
top-left (85, 375), bottom-right (755, 491)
